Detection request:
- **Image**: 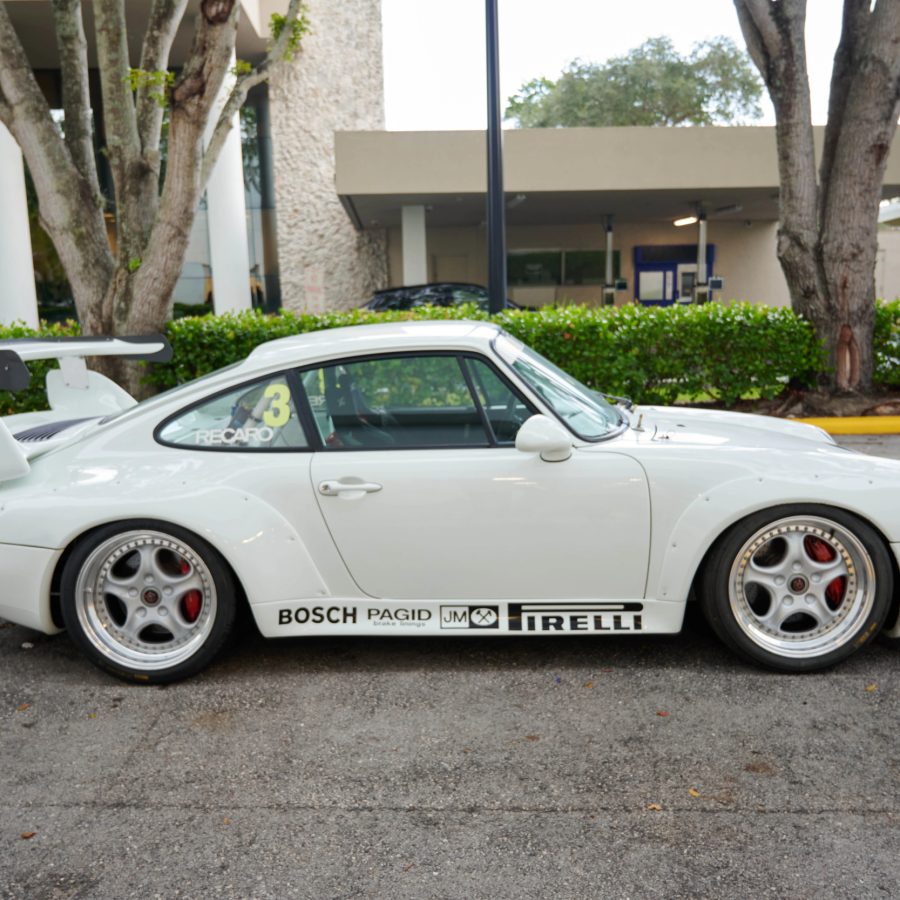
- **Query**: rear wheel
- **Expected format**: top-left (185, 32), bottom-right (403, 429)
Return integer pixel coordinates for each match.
top-left (700, 506), bottom-right (891, 671)
top-left (61, 521), bottom-right (237, 683)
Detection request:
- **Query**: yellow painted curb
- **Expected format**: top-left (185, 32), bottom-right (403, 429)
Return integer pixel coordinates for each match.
top-left (795, 416), bottom-right (900, 435)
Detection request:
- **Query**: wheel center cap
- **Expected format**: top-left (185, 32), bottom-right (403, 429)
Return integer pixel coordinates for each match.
top-left (789, 576), bottom-right (808, 594)
top-left (142, 588), bottom-right (161, 606)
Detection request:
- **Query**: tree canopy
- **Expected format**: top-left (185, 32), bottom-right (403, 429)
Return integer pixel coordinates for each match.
top-left (505, 36), bottom-right (764, 128)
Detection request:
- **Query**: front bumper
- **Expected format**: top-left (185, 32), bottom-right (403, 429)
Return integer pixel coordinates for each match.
top-left (0, 543), bottom-right (62, 634)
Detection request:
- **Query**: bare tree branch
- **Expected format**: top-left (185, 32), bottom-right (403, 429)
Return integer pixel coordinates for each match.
top-left (819, 1), bottom-right (870, 213)
top-left (50, 0), bottom-right (101, 203)
top-left (734, 0), bottom-right (820, 323)
top-left (93, 0), bottom-right (141, 192)
top-left (132, 0), bottom-right (240, 333)
top-left (866, 0), bottom-right (900, 85)
top-left (200, 0), bottom-right (306, 187)
top-left (732, 0), bottom-right (783, 77)
top-left (0, 86), bottom-right (12, 127)
top-left (136, 0), bottom-right (188, 155)
top-left (819, 0), bottom-right (900, 328)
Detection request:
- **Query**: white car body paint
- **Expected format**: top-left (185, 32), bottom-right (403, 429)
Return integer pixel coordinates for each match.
top-left (0, 321), bottom-right (898, 652)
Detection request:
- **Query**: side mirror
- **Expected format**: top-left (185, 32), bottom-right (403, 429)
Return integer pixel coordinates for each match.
top-left (515, 414), bottom-right (572, 462)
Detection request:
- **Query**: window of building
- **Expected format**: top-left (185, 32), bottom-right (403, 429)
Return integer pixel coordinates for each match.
top-left (507, 251), bottom-right (562, 286)
top-left (563, 250), bottom-right (620, 285)
top-left (507, 250), bottom-right (621, 286)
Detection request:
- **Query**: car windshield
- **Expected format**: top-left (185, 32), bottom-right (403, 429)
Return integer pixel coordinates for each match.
top-left (494, 333), bottom-right (621, 440)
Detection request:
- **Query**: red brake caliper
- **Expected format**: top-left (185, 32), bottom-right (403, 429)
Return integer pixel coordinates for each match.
top-left (178, 557), bottom-right (203, 623)
top-left (804, 536), bottom-right (846, 610)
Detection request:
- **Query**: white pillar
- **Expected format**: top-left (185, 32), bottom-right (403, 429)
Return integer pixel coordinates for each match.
top-left (204, 56), bottom-right (252, 314)
top-left (401, 204), bottom-right (427, 285)
top-left (0, 124), bottom-right (39, 329)
top-left (697, 214), bottom-right (708, 284)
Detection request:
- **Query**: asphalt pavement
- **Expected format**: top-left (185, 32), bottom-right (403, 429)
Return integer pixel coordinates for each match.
top-left (835, 432), bottom-right (900, 458)
top-left (1, 434), bottom-right (898, 900)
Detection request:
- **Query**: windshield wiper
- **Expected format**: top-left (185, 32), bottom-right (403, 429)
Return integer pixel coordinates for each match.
top-left (597, 392), bottom-right (634, 411)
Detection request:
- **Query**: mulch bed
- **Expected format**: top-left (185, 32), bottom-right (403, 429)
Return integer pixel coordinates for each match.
top-left (680, 390), bottom-right (900, 419)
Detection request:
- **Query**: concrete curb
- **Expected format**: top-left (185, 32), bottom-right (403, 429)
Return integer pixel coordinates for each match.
top-left (795, 416), bottom-right (900, 435)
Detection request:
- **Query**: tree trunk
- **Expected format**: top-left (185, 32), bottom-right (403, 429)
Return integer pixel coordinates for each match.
top-left (734, 0), bottom-right (900, 393)
top-left (0, 0), bottom-right (305, 401)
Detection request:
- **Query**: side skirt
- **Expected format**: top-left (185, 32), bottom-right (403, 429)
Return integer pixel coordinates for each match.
top-left (252, 598), bottom-right (686, 638)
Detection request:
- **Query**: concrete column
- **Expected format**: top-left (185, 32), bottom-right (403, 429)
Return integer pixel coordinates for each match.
top-left (697, 214), bottom-right (708, 285)
top-left (0, 124), bottom-right (39, 329)
top-left (204, 55), bottom-right (252, 314)
top-left (401, 204), bottom-right (427, 285)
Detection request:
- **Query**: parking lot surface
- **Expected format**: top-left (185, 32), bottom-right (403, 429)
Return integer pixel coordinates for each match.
top-left (1, 434), bottom-right (898, 899)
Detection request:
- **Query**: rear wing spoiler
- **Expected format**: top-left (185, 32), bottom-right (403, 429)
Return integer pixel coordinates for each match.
top-left (0, 333), bottom-right (172, 483)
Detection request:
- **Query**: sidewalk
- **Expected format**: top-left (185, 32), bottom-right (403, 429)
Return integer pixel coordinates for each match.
top-left (792, 416), bottom-right (900, 459)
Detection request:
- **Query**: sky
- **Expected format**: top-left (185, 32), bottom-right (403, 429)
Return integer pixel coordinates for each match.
top-left (381, 0), bottom-right (845, 131)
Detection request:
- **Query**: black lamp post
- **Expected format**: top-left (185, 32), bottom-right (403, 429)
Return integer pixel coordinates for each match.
top-left (485, 0), bottom-right (507, 314)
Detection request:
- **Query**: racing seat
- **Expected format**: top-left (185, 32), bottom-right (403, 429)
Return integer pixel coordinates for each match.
top-left (323, 368), bottom-right (395, 448)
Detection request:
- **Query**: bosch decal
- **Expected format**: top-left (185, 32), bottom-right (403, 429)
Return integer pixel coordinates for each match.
top-left (278, 606), bottom-right (357, 626)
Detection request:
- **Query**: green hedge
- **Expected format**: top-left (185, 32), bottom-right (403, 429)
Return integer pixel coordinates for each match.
top-left (875, 298), bottom-right (900, 387)
top-left (5, 299), bottom-right (900, 415)
top-left (147, 302), bottom-right (824, 406)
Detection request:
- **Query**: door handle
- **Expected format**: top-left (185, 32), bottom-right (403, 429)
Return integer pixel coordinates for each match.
top-left (318, 480), bottom-right (383, 496)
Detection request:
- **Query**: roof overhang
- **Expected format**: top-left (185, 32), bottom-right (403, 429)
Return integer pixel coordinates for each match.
top-left (336, 127), bottom-right (900, 229)
top-left (4, 0), bottom-right (287, 69)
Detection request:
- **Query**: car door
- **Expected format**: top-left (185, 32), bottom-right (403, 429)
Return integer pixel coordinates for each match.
top-left (303, 352), bottom-right (650, 602)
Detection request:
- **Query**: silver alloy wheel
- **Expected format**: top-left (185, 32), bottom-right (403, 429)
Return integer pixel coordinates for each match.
top-left (728, 515), bottom-right (876, 659)
top-left (72, 530), bottom-right (218, 672)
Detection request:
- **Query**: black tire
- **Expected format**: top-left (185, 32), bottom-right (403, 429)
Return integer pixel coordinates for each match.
top-left (699, 504), bottom-right (892, 672)
top-left (61, 520), bottom-right (237, 684)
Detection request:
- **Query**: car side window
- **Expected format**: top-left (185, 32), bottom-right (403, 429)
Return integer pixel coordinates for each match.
top-left (451, 287), bottom-right (487, 305)
top-left (157, 373), bottom-right (308, 450)
top-left (302, 355), bottom-right (491, 449)
top-left (464, 357), bottom-right (534, 443)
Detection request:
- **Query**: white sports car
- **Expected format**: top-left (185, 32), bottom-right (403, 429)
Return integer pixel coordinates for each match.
top-left (0, 321), bottom-right (897, 682)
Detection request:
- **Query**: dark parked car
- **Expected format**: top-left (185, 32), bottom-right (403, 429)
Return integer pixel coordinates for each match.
top-left (362, 283), bottom-right (518, 311)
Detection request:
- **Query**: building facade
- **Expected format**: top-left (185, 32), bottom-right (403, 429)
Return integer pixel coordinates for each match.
top-left (334, 127), bottom-right (900, 308)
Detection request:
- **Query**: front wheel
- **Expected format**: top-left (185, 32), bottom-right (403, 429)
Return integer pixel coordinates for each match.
top-left (61, 521), bottom-right (237, 683)
top-left (699, 506), bottom-right (892, 672)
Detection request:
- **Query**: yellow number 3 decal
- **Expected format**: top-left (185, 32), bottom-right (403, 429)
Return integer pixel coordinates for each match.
top-left (262, 384), bottom-right (291, 428)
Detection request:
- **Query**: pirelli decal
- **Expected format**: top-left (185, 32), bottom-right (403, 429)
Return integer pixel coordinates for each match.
top-left (507, 602), bottom-right (644, 633)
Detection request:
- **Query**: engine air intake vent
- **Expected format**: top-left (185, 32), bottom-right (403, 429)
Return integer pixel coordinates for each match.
top-left (13, 417), bottom-right (94, 442)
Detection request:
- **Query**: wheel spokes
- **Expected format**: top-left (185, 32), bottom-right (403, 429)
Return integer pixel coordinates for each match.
top-left (76, 531), bottom-right (218, 665)
top-left (730, 516), bottom-right (874, 657)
